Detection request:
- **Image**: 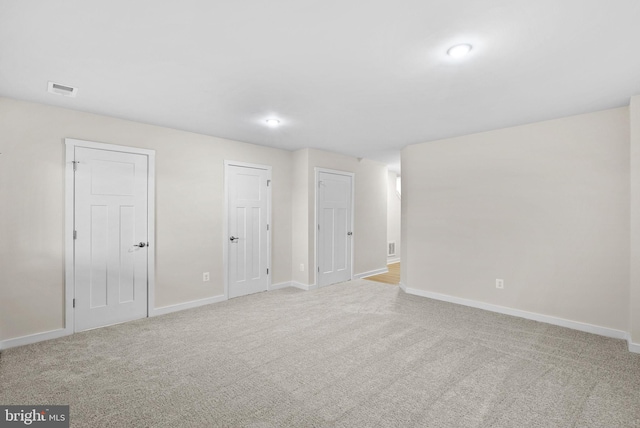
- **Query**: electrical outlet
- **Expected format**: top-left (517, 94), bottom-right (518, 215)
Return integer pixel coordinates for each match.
top-left (496, 279), bottom-right (504, 289)
top-left (203, 272), bottom-right (210, 282)
top-left (299, 264), bottom-right (305, 272)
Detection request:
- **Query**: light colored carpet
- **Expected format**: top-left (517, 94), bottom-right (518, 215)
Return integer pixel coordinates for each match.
top-left (1, 279), bottom-right (639, 427)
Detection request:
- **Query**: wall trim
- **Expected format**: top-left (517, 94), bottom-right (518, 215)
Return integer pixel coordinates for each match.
top-left (291, 281), bottom-right (316, 291)
top-left (151, 295), bottom-right (226, 317)
top-left (0, 328), bottom-right (70, 351)
top-left (269, 281), bottom-right (316, 291)
top-left (401, 285), bottom-right (629, 341)
top-left (399, 282), bottom-right (407, 292)
top-left (355, 267), bottom-right (389, 279)
top-left (629, 341), bottom-right (640, 354)
top-left (387, 257), bottom-right (401, 264)
top-left (269, 281), bottom-right (293, 291)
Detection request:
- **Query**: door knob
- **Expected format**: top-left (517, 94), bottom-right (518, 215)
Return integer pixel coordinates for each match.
top-left (134, 242), bottom-right (147, 248)
top-left (347, 232), bottom-right (353, 236)
top-left (230, 236), bottom-right (239, 242)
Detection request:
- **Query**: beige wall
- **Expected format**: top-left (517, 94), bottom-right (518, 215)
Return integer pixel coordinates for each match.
top-left (0, 97), bottom-right (293, 341)
top-left (0, 97), bottom-right (390, 343)
top-left (387, 171), bottom-right (401, 262)
top-left (630, 95), bottom-right (640, 344)
top-left (402, 107), bottom-right (630, 331)
top-left (290, 149), bottom-right (310, 284)
top-left (6, 94), bottom-right (633, 347)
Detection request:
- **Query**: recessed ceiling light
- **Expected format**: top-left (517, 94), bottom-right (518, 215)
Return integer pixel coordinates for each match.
top-left (265, 119), bottom-right (281, 127)
top-left (447, 44), bottom-right (472, 58)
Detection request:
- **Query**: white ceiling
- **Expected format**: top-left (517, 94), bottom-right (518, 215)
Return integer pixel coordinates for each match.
top-left (1, 0), bottom-right (640, 172)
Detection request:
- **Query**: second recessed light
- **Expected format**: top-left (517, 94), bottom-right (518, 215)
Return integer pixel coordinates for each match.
top-left (447, 44), bottom-right (472, 58)
top-left (265, 119), bottom-right (281, 127)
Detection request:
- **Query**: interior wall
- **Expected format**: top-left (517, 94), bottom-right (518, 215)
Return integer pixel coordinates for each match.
top-left (387, 171), bottom-right (401, 263)
top-left (306, 149), bottom-right (388, 283)
top-left (630, 95), bottom-right (640, 345)
top-left (0, 97), bottom-right (292, 341)
top-left (402, 107), bottom-right (630, 331)
top-left (291, 149), bottom-right (309, 284)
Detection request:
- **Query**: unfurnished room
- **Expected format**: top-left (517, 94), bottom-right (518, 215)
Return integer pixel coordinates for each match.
top-left (1, 1), bottom-right (640, 427)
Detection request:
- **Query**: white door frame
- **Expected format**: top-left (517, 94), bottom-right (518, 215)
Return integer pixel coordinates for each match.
top-left (314, 167), bottom-right (355, 287)
top-left (64, 138), bottom-right (156, 334)
top-left (223, 160), bottom-right (272, 300)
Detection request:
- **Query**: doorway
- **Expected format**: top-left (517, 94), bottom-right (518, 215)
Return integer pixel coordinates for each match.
top-left (316, 168), bottom-right (354, 287)
top-left (65, 139), bottom-right (155, 332)
top-left (225, 161), bottom-right (272, 299)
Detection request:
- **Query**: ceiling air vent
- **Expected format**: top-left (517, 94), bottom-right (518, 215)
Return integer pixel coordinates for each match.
top-left (47, 81), bottom-right (78, 98)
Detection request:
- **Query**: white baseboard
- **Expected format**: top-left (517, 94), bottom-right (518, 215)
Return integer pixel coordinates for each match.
top-left (399, 282), bottom-right (407, 292)
top-left (269, 281), bottom-right (317, 291)
top-left (629, 341), bottom-right (640, 354)
top-left (355, 267), bottom-right (388, 279)
top-left (387, 257), bottom-right (401, 264)
top-left (151, 294), bottom-right (226, 317)
top-left (270, 281), bottom-right (293, 291)
top-left (0, 328), bottom-right (71, 351)
top-left (401, 285), bottom-right (629, 341)
top-left (291, 281), bottom-right (316, 291)
top-left (270, 281), bottom-right (317, 291)
top-left (291, 281), bottom-right (309, 291)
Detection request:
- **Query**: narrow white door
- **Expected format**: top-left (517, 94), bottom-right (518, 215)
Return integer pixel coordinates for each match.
top-left (227, 164), bottom-right (270, 299)
top-left (74, 147), bottom-right (149, 331)
top-left (317, 171), bottom-right (353, 287)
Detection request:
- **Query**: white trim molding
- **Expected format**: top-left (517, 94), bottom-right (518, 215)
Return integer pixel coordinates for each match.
top-left (401, 285), bottom-right (630, 342)
top-left (0, 329), bottom-right (70, 351)
top-left (269, 281), bottom-right (317, 291)
top-left (355, 267), bottom-right (388, 279)
top-left (151, 295), bottom-right (226, 317)
top-left (387, 257), bottom-right (401, 264)
top-left (292, 281), bottom-right (314, 291)
top-left (629, 341), bottom-right (640, 354)
top-left (292, 281), bottom-right (316, 291)
top-left (269, 282), bottom-right (293, 291)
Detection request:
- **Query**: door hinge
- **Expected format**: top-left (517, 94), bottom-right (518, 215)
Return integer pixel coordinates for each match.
top-left (73, 230), bottom-right (77, 240)
top-left (73, 298), bottom-right (75, 308)
top-left (267, 179), bottom-right (271, 187)
top-left (72, 160), bottom-right (79, 171)
top-left (318, 267), bottom-right (320, 273)
top-left (267, 224), bottom-right (269, 231)
top-left (318, 224), bottom-right (320, 230)
top-left (267, 268), bottom-right (269, 275)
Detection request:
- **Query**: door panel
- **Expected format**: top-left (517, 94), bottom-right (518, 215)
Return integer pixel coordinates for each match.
top-left (74, 147), bottom-right (148, 331)
top-left (89, 205), bottom-right (108, 308)
top-left (318, 171), bottom-right (353, 287)
top-left (227, 165), bottom-right (270, 299)
top-left (119, 205), bottom-right (136, 303)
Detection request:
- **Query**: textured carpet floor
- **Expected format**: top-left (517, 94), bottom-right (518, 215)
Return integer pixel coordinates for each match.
top-left (1, 279), bottom-right (640, 427)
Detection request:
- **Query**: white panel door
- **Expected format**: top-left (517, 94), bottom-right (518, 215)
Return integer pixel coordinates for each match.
top-left (317, 171), bottom-right (353, 287)
top-left (74, 147), bottom-right (149, 331)
top-left (227, 164), bottom-right (270, 299)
